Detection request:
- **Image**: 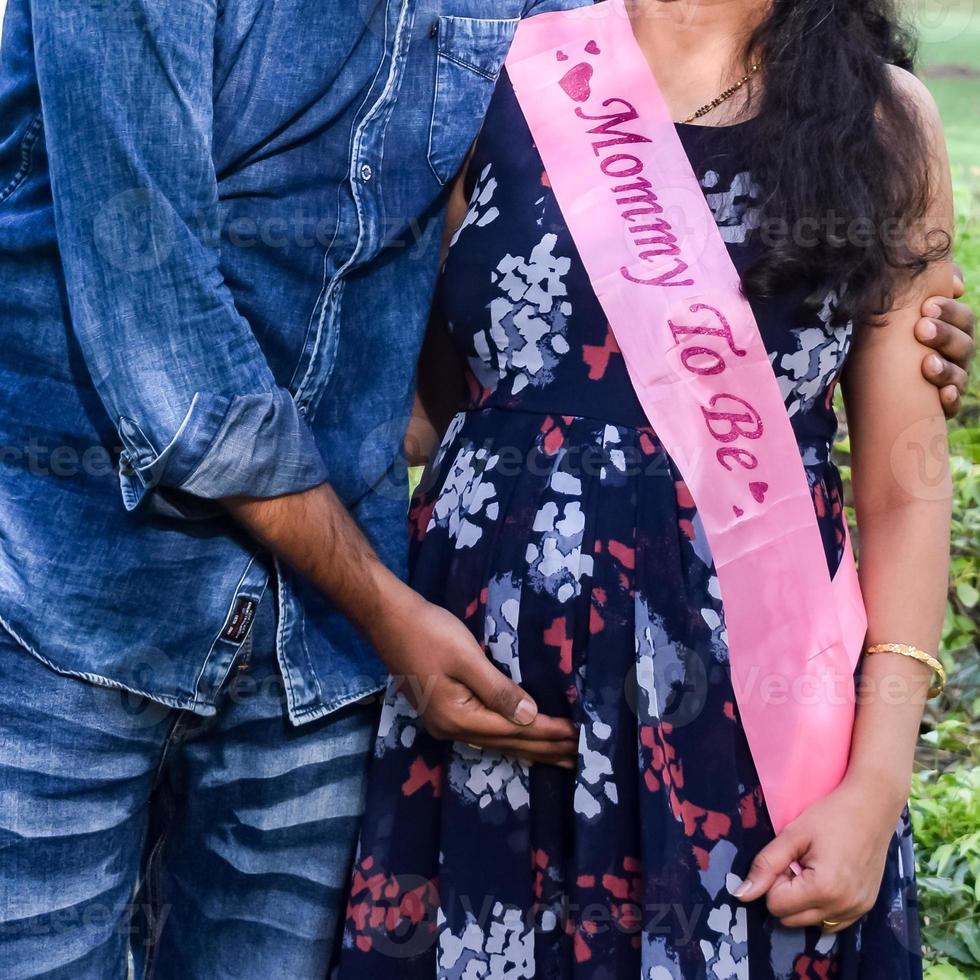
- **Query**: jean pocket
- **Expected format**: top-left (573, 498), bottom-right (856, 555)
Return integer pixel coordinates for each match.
top-left (0, 113), bottom-right (43, 207)
top-left (427, 16), bottom-right (518, 186)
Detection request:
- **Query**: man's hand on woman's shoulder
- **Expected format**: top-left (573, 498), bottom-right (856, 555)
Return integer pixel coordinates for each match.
top-left (917, 265), bottom-right (976, 418)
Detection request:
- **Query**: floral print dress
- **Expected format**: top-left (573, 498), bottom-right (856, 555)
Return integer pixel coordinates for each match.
top-left (336, 71), bottom-right (922, 980)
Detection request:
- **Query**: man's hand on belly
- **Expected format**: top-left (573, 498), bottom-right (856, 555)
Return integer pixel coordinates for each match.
top-left (366, 586), bottom-right (578, 768)
top-left (227, 483), bottom-right (578, 768)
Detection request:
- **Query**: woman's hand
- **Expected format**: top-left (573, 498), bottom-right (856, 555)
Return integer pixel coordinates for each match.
top-left (734, 775), bottom-right (905, 932)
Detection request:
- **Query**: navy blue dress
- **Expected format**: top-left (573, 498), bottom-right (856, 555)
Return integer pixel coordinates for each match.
top-left (337, 70), bottom-right (922, 980)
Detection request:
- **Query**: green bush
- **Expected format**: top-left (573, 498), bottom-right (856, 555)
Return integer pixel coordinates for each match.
top-left (914, 220), bottom-right (980, 977)
top-left (914, 434), bottom-right (980, 977)
top-left (889, 8), bottom-right (980, 972)
top-left (835, 401), bottom-right (979, 975)
top-left (912, 721), bottom-right (980, 976)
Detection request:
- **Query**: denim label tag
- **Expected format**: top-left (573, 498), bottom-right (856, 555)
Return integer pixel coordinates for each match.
top-left (221, 596), bottom-right (257, 644)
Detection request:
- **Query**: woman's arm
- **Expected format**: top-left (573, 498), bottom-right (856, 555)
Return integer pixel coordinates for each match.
top-left (735, 69), bottom-right (955, 929)
top-left (838, 117), bottom-right (954, 819)
top-left (404, 165), bottom-right (473, 467)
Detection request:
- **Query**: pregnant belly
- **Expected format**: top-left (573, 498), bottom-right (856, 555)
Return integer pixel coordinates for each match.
top-left (409, 406), bottom-right (845, 609)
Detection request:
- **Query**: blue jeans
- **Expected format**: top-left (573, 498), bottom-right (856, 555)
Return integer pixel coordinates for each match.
top-left (0, 595), bottom-right (379, 979)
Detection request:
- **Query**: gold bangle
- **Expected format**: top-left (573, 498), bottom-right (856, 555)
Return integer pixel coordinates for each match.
top-left (864, 643), bottom-right (947, 698)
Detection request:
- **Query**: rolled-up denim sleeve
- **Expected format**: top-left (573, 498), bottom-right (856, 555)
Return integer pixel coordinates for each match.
top-left (30, 0), bottom-right (328, 514)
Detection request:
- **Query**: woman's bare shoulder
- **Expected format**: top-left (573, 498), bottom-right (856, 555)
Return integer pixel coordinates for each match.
top-left (885, 64), bottom-right (943, 137)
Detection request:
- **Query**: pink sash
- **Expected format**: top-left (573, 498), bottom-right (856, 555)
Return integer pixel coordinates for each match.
top-left (506, 0), bottom-right (867, 833)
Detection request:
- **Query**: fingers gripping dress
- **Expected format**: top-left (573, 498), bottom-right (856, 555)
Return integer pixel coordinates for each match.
top-left (336, 71), bottom-right (922, 980)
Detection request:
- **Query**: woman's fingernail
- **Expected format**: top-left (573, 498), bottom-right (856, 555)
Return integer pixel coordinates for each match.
top-left (557, 759), bottom-right (576, 770)
top-left (513, 699), bottom-right (537, 725)
top-left (924, 302), bottom-right (942, 318)
top-left (733, 880), bottom-right (753, 898)
top-left (918, 319), bottom-right (937, 339)
top-left (928, 354), bottom-right (944, 374)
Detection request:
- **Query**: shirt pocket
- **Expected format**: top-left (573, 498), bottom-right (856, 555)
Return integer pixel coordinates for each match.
top-left (427, 15), bottom-right (519, 186)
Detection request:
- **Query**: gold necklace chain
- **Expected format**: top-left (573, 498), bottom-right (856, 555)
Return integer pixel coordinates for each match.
top-left (682, 63), bottom-right (762, 124)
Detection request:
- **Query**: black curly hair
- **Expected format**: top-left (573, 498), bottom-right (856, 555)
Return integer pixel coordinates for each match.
top-left (730, 0), bottom-right (950, 326)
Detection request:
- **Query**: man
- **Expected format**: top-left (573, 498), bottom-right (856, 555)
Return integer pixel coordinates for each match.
top-left (0, 1), bottom-right (973, 978)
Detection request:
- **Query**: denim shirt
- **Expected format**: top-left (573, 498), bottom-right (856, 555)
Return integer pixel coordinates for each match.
top-left (0, 0), bottom-right (581, 722)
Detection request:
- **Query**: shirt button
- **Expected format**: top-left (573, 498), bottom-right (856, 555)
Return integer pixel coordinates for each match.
top-left (359, 163), bottom-right (373, 182)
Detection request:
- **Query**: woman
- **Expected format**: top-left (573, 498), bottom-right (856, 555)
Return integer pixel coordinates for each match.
top-left (338, 0), bottom-right (953, 975)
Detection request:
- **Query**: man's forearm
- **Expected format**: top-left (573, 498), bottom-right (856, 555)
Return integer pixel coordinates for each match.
top-left (224, 483), bottom-right (578, 764)
top-left (226, 483), bottom-right (412, 648)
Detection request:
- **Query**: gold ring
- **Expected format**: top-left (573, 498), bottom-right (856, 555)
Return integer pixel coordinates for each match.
top-left (822, 919), bottom-right (842, 930)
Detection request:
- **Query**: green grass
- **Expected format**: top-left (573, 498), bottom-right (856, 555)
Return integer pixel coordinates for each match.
top-left (910, 4), bottom-right (980, 977)
top-left (918, 0), bottom-right (980, 311)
